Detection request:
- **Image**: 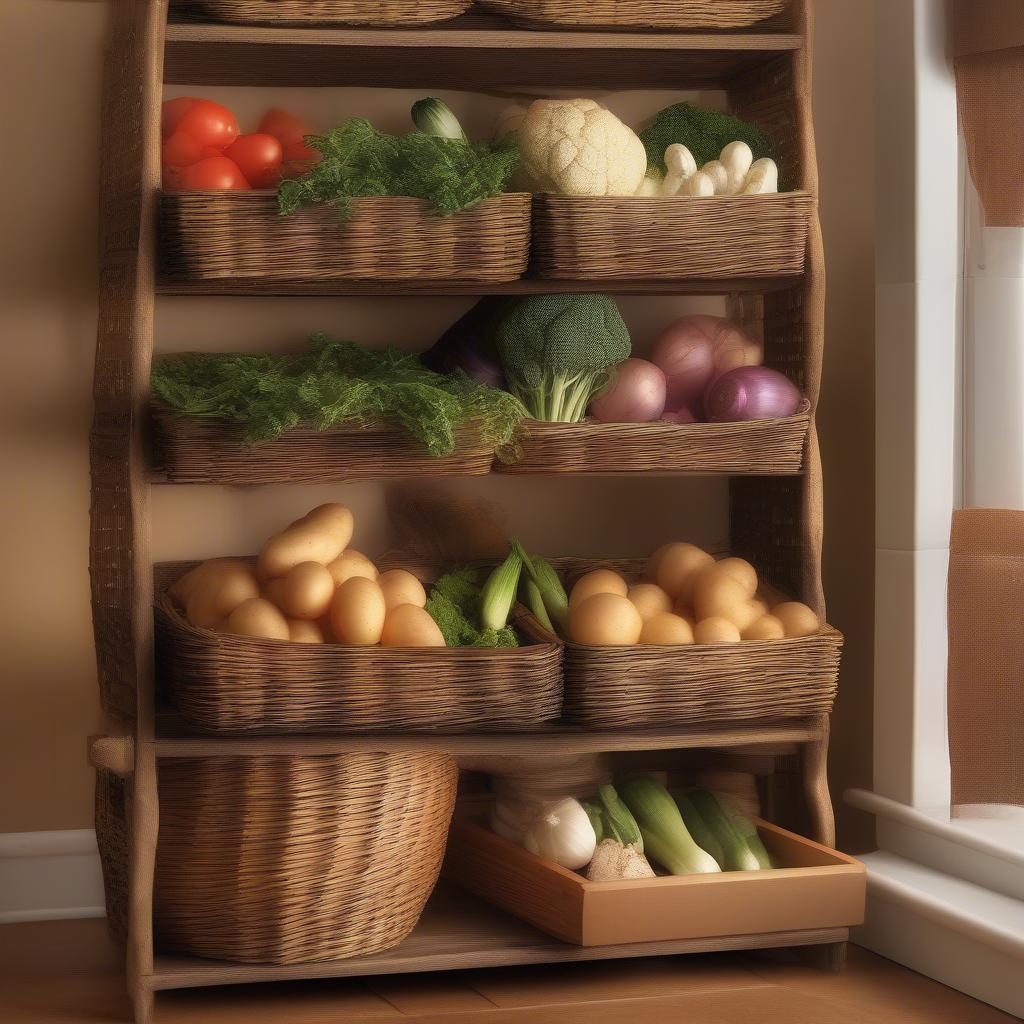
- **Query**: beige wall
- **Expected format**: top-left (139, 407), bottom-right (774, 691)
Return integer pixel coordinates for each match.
top-left (0, 0), bottom-right (875, 841)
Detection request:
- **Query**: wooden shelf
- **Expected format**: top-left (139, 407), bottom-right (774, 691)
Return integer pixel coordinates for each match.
top-left (164, 17), bottom-right (802, 89)
top-left (156, 276), bottom-right (798, 297)
top-left (150, 883), bottom-right (846, 992)
top-left (153, 712), bottom-right (822, 756)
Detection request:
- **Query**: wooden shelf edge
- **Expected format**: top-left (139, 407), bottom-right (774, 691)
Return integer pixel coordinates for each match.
top-left (156, 276), bottom-right (800, 297)
top-left (147, 885), bottom-right (846, 992)
top-left (152, 715), bottom-right (824, 756)
top-left (164, 20), bottom-right (804, 53)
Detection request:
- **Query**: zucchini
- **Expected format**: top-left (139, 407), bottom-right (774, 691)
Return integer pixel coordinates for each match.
top-left (673, 790), bottom-right (725, 868)
top-left (687, 790), bottom-right (763, 871)
top-left (617, 776), bottom-right (720, 875)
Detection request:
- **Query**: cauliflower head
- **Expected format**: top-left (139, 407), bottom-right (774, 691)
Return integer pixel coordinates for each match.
top-left (516, 99), bottom-right (647, 197)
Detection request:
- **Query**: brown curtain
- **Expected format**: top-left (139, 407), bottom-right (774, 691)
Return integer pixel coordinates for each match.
top-left (947, 510), bottom-right (1024, 808)
top-left (949, 0), bottom-right (1024, 227)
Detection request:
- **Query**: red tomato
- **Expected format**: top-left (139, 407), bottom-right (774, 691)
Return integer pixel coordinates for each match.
top-left (162, 131), bottom-right (205, 168)
top-left (223, 133), bottom-right (283, 189)
top-left (161, 97), bottom-right (239, 153)
top-left (258, 107), bottom-right (312, 148)
top-left (175, 156), bottom-right (251, 191)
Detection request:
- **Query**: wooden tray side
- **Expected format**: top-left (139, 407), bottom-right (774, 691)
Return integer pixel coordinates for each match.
top-left (446, 819), bottom-right (864, 948)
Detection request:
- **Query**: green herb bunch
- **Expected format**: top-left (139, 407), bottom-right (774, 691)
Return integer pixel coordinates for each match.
top-left (277, 118), bottom-right (521, 220)
top-left (151, 333), bottom-right (526, 458)
top-left (426, 567), bottom-right (519, 649)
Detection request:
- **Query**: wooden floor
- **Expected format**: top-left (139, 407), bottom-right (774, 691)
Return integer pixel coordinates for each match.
top-left (1, 918), bottom-right (1017, 1024)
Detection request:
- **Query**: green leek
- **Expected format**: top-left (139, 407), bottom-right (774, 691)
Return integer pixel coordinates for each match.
top-left (617, 776), bottom-right (720, 875)
top-left (481, 549), bottom-right (522, 631)
top-left (522, 577), bottom-right (555, 632)
top-left (687, 790), bottom-right (764, 872)
top-left (673, 790), bottom-right (725, 868)
top-left (598, 784), bottom-right (643, 850)
top-left (411, 97), bottom-right (468, 141)
top-left (511, 539), bottom-right (568, 633)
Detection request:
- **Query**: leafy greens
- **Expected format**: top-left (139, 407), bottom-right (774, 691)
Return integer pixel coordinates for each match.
top-left (277, 118), bottom-right (521, 220)
top-left (151, 334), bottom-right (526, 458)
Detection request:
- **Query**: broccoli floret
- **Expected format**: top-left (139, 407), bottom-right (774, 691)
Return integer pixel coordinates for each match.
top-left (491, 294), bottom-right (631, 422)
top-left (639, 102), bottom-right (772, 176)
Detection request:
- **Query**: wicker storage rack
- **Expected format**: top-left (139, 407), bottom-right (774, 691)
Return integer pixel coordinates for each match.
top-left (173, 0), bottom-right (471, 26)
top-left (158, 192), bottom-right (532, 284)
top-left (93, 743), bottom-right (458, 964)
top-left (477, 0), bottom-right (790, 29)
top-left (155, 560), bottom-right (563, 734)
top-left (551, 558), bottom-right (842, 729)
top-left (530, 193), bottom-right (813, 281)
top-left (151, 403), bottom-right (495, 485)
top-left (497, 403), bottom-right (810, 475)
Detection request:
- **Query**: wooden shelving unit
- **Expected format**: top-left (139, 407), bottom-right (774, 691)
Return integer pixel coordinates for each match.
top-left (91, 3), bottom-right (837, 1021)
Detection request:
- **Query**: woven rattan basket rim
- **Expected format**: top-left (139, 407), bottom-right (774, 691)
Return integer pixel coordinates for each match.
top-left (476, 0), bottom-right (790, 29)
top-left (175, 0), bottom-right (471, 26)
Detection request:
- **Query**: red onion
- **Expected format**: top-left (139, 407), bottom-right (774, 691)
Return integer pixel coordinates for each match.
top-left (704, 366), bottom-right (802, 422)
top-left (589, 359), bottom-right (667, 423)
top-left (650, 321), bottom-right (715, 407)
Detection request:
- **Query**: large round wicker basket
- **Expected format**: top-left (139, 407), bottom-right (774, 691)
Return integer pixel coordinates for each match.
top-left (94, 744), bottom-right (458, 965)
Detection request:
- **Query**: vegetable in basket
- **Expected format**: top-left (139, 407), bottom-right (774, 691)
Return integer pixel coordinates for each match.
top-left (489, 293), bottom-right (632, 422)
top-left (277, 105), bottom-right (520, 221)
top-left (425, 567), bottom-right (519, 649)
top-left (497, 98), bottom-right (647, 197)
top-left (512, 539), bottom-right (569, 633)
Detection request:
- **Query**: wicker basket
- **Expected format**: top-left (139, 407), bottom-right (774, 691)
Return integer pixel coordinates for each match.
top-left (498, 404), bottom-right (810, 475)
top-left (530, 193), bottom-right (813, 281)
top-left (158, 192), bottom-right (532, 284)
top-left (155, 560), bottom-right (563, 734)
top-left (552, 558), bottom-right (841, 729)
top-left (94, 744), bottom-right (457, 964)
top-left (477, 0), bottom-right (789, 29)
top-left (152, 403), bottom-right (495, 485)
top-left (174, 0), bottom-right (471, 26)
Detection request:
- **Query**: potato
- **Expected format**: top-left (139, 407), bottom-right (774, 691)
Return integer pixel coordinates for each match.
top-left (569, 593), bottom-right (643, 646)
top-left (381, 604), bottom-right (446, 647)
top-left (773, 602), bottom-right (821, 638)
top-left (378, 569), bottom-right (427, 612)
top-left (627, 583), bottom-right (672, 621)
top-left (693, 573), bottom-right (749, 623)
top-left (709, 557), bottom-right (758, 597)
top-left (186, 562), bottom-right (260, 630)
top-left (742, 614), bottom-right (786, 641)
top-left (223, 598), bottom-right (290, 641)
top-left (639, 612), bottom-right (694, 645)
top-left (325, 549), bottom-right (378, 587)
top-left (257, 503), bottom-right (354, 580)
top-left (569, 569), bottom-right (628, 610)
top-left (287, 618), bottom-right (325, 644)
top-left (330, 576), bottom-right (386, 646)
top-left (647, 543), bottom-right (714, 601)
top-left (168, 558), bottom-right (244, 608)
top-left (281, 561), bottom-right (336, 620)
top-left (694, 617), bottom-right (742, 644)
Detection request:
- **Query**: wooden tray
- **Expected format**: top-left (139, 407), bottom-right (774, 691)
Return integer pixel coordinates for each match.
top-left (445, 817), bottom-right (865, 947)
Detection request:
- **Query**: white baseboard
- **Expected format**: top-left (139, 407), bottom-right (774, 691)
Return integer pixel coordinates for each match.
top-left (0, 829), bottom-right (106, 924)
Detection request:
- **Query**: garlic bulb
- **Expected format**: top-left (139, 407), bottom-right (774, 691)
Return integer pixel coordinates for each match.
top-left (522, 797), bottom-right (597, 869)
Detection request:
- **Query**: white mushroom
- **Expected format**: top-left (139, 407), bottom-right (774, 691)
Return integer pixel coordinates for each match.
top-left (741, 157), bottom-right (779, 195)
top-left (720, 141), bottom-right (754, 195)
top-left (685, 171), bottom-right (716, 197)
top-left (700, 160), bottom-right (729, 195)
top-left (661, 143), bottom-right (697, 196)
